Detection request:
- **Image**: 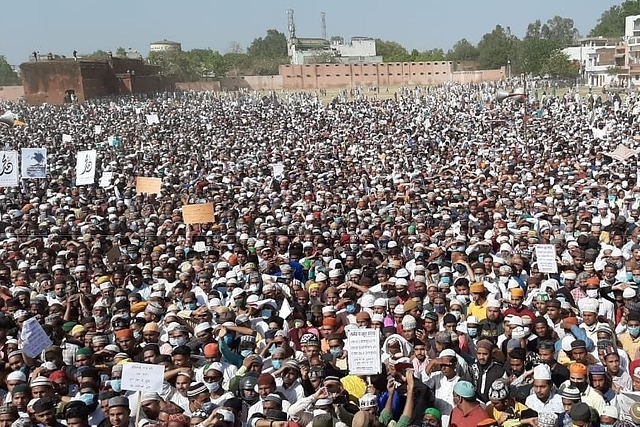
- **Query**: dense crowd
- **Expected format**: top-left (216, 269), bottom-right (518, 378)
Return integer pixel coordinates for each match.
top-left (0, 80), bottom-right (639, 427)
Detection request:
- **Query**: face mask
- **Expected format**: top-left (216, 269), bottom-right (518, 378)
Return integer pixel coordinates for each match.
top-left (586, 289), bottom-right (599, 298)
top-left (169, 337), bottom-right (187, 347)
top-left (451, 310), bottom-right (461, 320)
top-left (111, 379), bottom-right (122, 392)
top-left (78, 393), bottom-right (95, 405)
top-left (248, 285), bottom-right (260, 294)
top-left (94, 316), bottom-right (106, 325)
top-left (454, 264), bottom-right (466, 273)
top-left (185, 303), bottom-right (197, 310)
top-left (467, 327), bottom-right (478, 337)
top-left (499, 276), bottom-right (509, 284)
top-left (615, 261), bottom-right (624, 269)
top-left (570, 381), bottom-right (588, 393)
top-left (205, 381), bottom-right (220, 393)
top-left (434, 305), bottom-right (445, 314)
top-left (440, 276), bottom-right (451, 284)
top-left (634, 276), bottom-right (640, 284)
top-left (475, 275), bottom-right (484, 282)
top-left (323, 256), bottom-right (332, 264)
top-left (271, 360), bottom-right (283, 370)
top-left (115, 296), bottom-right (126, 303)
top-left (346, 304), bottom-right (356, 314)
top-left (329, 348), bottom-right (342, 358)
top-left (133, 331), bottom-right (141, 340)
top-left (262, 309), bottom-right (273, 319)
top-left (605, 276), bottom-right (615, 283)
top-left (457, 295), bottom-right (469, 304)
top-left (224, 334), bottom-right (234, 345)
top-left (240, 349), bottom-right (253, 358)
top-left (629, 326), bottom-right (640, 337)
top-left (600, 425), bottom-right (613, 427)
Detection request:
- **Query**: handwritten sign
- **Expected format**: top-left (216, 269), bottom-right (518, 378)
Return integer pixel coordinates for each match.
top-left (0, 151), bottom-right (19, 187)
top-left (146, 114), bottom-right (160, 125)
top-left (535, 244), bottom-right (558, 274)
top-left (20, 317), bottom-right (53, 358)
top-left (182, 203), bottom-right (214, 225)
top-left (346, 328), bottom-right (381, 375)
top-left (136, 177), bottom-right (162, 194)
top-left (121, 362), bottom-right (164, 392)
top-left (76, 150), bottom-right (97, 186)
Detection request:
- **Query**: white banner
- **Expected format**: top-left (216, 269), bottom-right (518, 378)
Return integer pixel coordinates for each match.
top-left (76, 150), bottom-right (97, 186)
top-left (347, 328), bottom-right (381, 375)
top-left (535, 244), bottom-right (558, 274)
top-left (146, 114), bottom-right (159, 125)
top-left (0, 151), bottom-right (19, 187)
top-left (21, 148), bottom-right (47, 179)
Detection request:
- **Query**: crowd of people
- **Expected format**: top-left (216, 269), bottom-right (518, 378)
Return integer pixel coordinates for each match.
top-left (0, 80), bottom-right (639, 427)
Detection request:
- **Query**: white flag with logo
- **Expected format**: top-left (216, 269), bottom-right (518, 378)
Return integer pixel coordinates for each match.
top-left (0, 151), bottom-right (19, 187)
top-left (76, 150), bottom-right (97, 185)
top-left (21, 148), bottom-right (47, 179)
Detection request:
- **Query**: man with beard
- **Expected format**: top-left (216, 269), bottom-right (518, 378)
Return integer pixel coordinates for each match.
top-left (536, 340), bottom-right (569, 388)
top-left (506, 348), bottom-right (533, 399)
top-left (469, 340), bottom-right (506, 402)
top-left (478, 300), bottom-right (503, 343)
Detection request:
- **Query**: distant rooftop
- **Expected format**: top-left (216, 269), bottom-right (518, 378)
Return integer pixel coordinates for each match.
top-left (150, 39), bottom-right (180, 45)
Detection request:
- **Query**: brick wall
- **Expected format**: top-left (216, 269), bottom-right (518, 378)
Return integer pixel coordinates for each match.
top-left (0, 86), bottom-right (25, 101)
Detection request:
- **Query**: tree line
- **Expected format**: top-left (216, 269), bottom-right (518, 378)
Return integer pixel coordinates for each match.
top-left (0, 1), bottom-right (638, 84)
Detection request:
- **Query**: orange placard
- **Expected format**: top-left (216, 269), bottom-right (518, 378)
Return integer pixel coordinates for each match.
top-left (135, 177), bottom-right (162, 194)
top-left (182, 203), bottom-right (214, 225)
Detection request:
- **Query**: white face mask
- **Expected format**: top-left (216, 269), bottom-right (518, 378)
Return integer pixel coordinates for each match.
top-left (586, 289), bottom-right (599, 298)
top-left (499, 276), bottom-right (509, 284)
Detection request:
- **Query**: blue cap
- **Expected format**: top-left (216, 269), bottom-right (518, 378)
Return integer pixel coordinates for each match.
top-left (589, 364), bottom-right (606, 375)
top-left (453, 380), bottom-right (476, 398)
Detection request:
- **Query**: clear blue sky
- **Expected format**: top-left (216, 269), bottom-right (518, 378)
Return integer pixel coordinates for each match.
top-left (1, 0), bottom-right (621, 66)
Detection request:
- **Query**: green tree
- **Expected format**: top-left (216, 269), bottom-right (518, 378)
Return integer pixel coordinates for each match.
top-left (590, 0), bottom-right (640, 37)
top-left (477, 25), bottom-right (520, 70)
top-left (520, 38), bottom-right (561, 75)
top-left (246, 29), bottom-right (288, 75)
top-left (540, 16), bottom-right (580, 47)
top-left (247, 29), bottom-right (288, 59)
top-left (184, 49), bottom-right (228, 78)
top-left (445, 38), bottom-right (479, 61)
top-left (115, 47), bottom-right (127, 57)
top-left (375, 39), bottom-right (410, 62)
top-left (224, 52), bottom-right (251, 76)
top-left (541, 51), bottom-right (580, 78)
top-left (85, 49), bottom-right (110, 58)
top-left (0, 56), bottom-right (19, 85)
top-left (411, 48), bottom-right (445, 61)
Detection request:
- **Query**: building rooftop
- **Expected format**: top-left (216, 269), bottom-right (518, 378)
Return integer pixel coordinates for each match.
top-left (150, 39), bottom-right (180, 45)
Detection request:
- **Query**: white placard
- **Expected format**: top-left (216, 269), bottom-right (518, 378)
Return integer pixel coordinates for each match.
top-left (146, 114), bottom-right (160, 125)
top-left (94, 125), bottom-right (102, 135)
top-left (76, 150), bottom-right (97, 186)
top-left (193, 241), bottom-right (207, 252)
top-left (272, 163), bottom-right (285, 179)
top-left (0, 151), bottom-right (19, 187)
top-left (346, 328), bottom-right (381, 375)
top-left (121, 362), bottom-right (165, 392)
top-left (62, 134), bottom-right (72, 143)
top-left (99, 171), bottom-right (113, 188)
top-left (535, 244), bottom-right (558, 274)
top-left (21, 148), bottom-right (47, 179)
top-left (20, 317), bottom-right (53, 358)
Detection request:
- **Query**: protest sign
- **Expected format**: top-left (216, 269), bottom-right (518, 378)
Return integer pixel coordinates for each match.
top-left (21, 148), bottom-right (47, 179)
top-left (20, 317), bottom-right (53, 358)
top-left (135, 177), bottom-right (162, 194)
top-left (346, 328), bottom-right (381, 375)
top-left (182, 203), bottom-right (214, 224)
top-left (121, 362), bottom-right (164, 392)
top-left (146, 114), bottom-right (160, 125)
top-left (535, 244), bottom-right (558, 274)
top-left (99, 171), bottom-right (113, 188)
top-left (62, 134), bottom-right (73, 143)
top-left (0, 151), bottom-right (19, 187)
top-left (94, 125), bottom-right (102, 135)
top-left (76, 150), bottom-right (97, 185)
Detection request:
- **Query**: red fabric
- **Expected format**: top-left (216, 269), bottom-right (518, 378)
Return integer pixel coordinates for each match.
top-left (450, 405), bottom-right (487, 427)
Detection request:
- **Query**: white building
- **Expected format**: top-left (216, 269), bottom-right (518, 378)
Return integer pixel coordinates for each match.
top-left (149, 39), bottom-right (182, 53)
top-left (563, 37), bottom-right (621, 87)
top-left (333, 37), bottom-right (382, 64)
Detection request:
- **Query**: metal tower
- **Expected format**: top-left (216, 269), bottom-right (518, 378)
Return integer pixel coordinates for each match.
top-left (287, 9), bottom-right (296, 40)
top-left (321, 12), bottom-right (327, 40)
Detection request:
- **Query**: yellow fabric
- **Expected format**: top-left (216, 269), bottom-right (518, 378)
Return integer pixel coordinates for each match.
top-left (468, 301), bottom-right (488, 321)
top-left (618, 332), bottom-right (640, 360)
top-left (341, 374), bottom-right (367, 400)
top-left (486, 401), bottom-right (528, 423)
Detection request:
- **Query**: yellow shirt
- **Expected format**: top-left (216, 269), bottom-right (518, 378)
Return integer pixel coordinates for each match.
top-left (618, 332), bottom-right (640, 360)
top-left (468, 300), bottom-right (488, 321)
top-left (486, 401), bottom-right (528, 424)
